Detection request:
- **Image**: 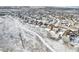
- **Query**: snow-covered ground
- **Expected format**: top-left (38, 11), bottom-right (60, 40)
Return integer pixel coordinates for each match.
top-left (0, 15), bottom-right (55, 52)
top-left (0, 15), bottom-right (79, 52)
